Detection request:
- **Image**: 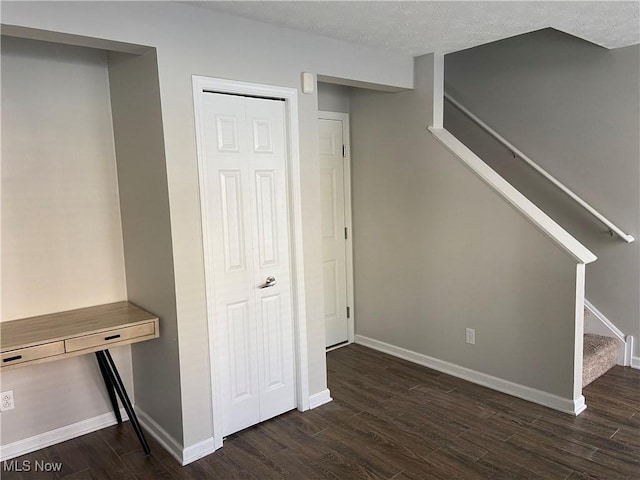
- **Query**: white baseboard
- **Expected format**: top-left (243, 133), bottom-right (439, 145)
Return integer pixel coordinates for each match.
top-left (134, 407), bottom-right (184, 464)
top-left (355, 335), bottom-right (584, 415)
top-left (138, 388), bottom-right (333, 465)
top-left (0, 405), bottom-right (219, 466)
top-left (309, 389), bottom-right (332, 409)
top-left (631, 356), bottom-right (640, 370)
top-left (573, 395), bottom-right (587, 415)
top-left (182, 437), bottom-right (216, 465)
top-left (0, 408), bottom-right (128, 462)
top-left (135, 406), bottom-right (216, 466)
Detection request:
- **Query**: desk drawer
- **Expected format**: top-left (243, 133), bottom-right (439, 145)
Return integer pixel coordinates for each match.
top-left (1, 342), bottom-right (65, 367)
top-left (65, 322), bottom-right (156, 352)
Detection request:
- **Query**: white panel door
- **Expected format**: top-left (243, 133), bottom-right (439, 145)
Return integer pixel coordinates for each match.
top-left (202, 93), bottom-right (295, 436)
top-left (246, 98), bottom-right (295, 422)
top-left (319, 119), bottom-right (348, 347)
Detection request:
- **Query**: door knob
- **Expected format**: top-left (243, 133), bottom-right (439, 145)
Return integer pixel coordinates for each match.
top-left (259, 276), bottom-right (277, 288)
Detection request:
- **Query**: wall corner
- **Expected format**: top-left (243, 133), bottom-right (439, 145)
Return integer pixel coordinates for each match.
top-left (432, 53), bottom-right (444, 128)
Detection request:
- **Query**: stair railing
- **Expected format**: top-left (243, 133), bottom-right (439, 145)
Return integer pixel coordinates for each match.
top-left (445, 93), bottom-right (635, 243)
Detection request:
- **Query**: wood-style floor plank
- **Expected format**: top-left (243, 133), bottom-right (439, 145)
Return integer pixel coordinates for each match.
top-left (2, 344), bottom-right (639, 479)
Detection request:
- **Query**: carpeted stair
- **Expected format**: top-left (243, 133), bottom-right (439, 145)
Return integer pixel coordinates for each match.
top-left (582, 333), bottom-right (620, 387)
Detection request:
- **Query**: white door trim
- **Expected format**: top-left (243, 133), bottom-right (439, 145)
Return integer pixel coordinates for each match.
top-left (193, 76), bottom-right (310, 451)
top-left (318, 111), bottom-right (354, 345)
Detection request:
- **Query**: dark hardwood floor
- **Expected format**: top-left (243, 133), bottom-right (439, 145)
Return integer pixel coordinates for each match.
top-left (3, 344), bottom-right (639, 479)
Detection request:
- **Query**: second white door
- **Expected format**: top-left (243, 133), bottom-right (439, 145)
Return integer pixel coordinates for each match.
top-left (202, 92), bottom-right (296, 437)
top-left (319, 117), bottom-right (350, 348)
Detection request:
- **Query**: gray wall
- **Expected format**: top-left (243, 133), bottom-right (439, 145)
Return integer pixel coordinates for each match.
top-left (0, 36), bottom-right (133, 443)
top-left (445, 29), bottom-right (640, 356)
top-left (108, 50), bottom-right (183, 443)
top-left (318, 83), bottom-right (351, 113)
top-left (350, 55), bottom-right (579, 399)
top-left (2, 1), bottom-right (413, 449)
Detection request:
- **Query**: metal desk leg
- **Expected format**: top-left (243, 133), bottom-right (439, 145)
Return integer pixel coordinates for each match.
top-left (96, 349), bottom-right (151, 455)
top-left (95, 352), bottom-right (122, 424)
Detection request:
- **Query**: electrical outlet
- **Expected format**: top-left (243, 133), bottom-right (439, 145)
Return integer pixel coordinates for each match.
top-left (465, 328), bottom-right (476, 345)
top-left (1, 390), bottom-right (15, 411)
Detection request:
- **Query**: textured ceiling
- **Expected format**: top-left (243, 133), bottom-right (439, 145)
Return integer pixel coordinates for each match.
top-left (186, 1), bottom-right (640, 56)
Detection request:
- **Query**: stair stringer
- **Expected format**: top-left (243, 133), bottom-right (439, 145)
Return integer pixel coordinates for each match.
top-left (584, 299), bottom-right (634, 366)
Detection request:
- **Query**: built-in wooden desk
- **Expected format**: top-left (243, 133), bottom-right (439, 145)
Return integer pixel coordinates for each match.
top-left (1, 301), bottom-right (159, 455)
